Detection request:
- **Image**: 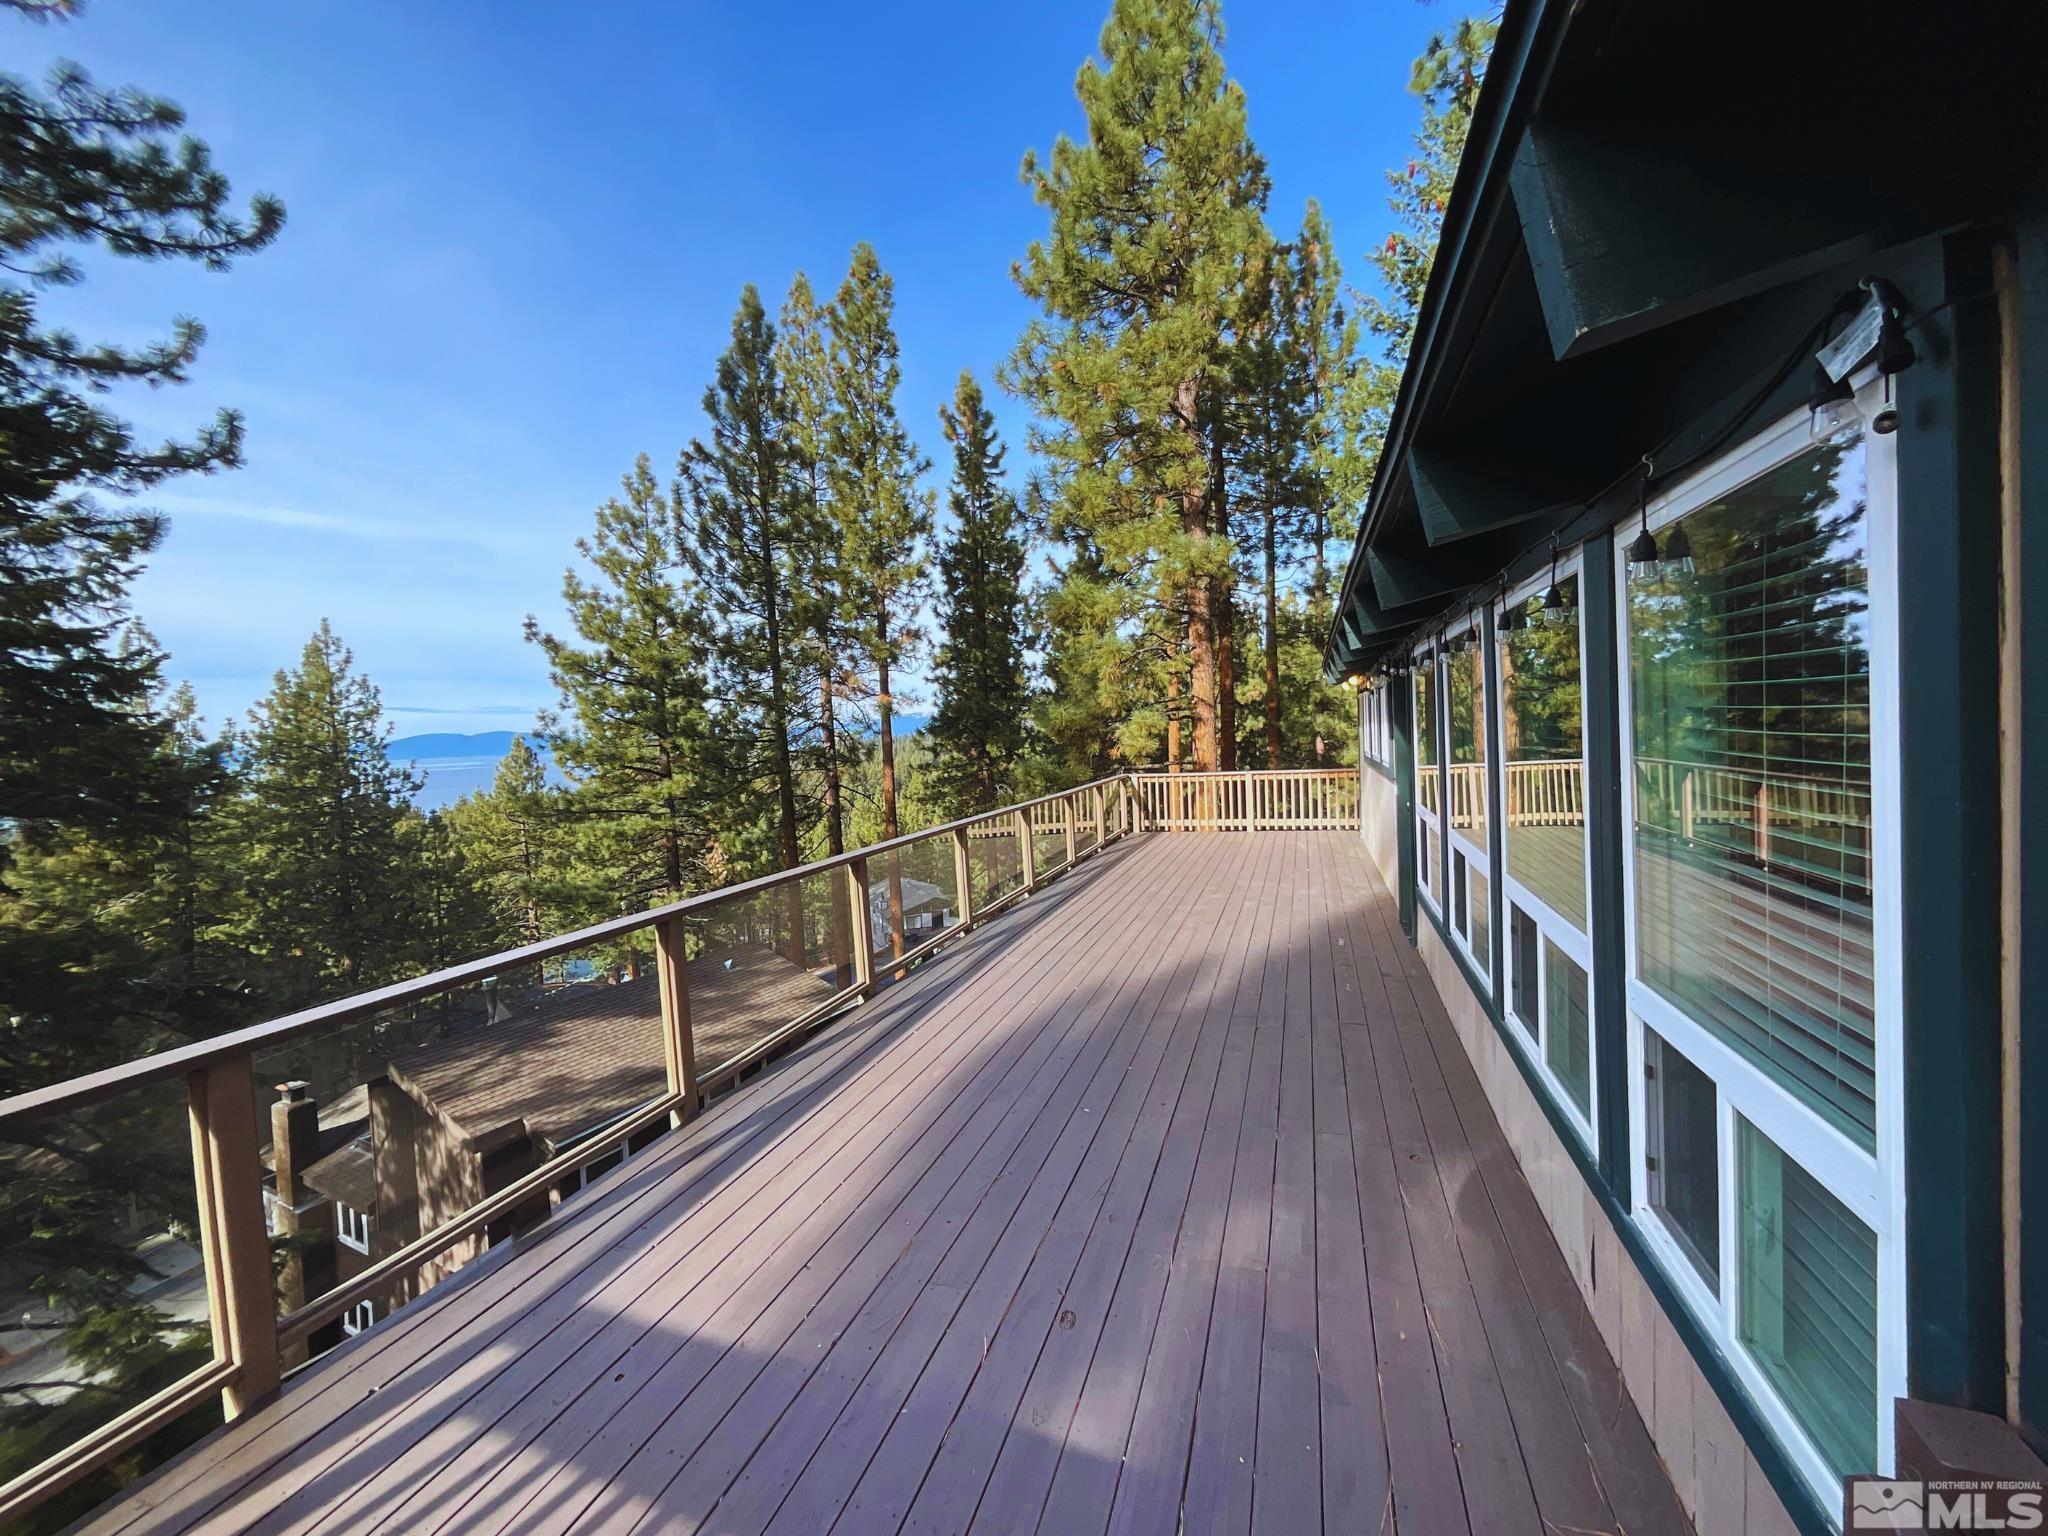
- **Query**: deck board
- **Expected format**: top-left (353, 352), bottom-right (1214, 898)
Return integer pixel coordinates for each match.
top-left (76, 832), bottom-right (1686, 1536)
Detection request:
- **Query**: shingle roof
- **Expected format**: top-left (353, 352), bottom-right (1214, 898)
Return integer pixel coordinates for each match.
top-left (384, 944), bottom-right (837, 1151)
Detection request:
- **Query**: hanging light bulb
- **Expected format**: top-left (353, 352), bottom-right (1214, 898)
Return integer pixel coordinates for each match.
top-left (1539, 534), bottom-right (1572, 628)
top-left (1626, 461), bottom-right (1661, 574)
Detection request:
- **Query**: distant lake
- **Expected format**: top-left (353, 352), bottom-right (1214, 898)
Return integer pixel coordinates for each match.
top-left (387, 732), bottom-right (559, 810)
top-left (390, 715), bottom-right (929, 811)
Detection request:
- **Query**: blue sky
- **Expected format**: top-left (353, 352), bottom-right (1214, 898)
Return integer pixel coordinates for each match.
top-left (15, 0), bottom-right (1448, 738)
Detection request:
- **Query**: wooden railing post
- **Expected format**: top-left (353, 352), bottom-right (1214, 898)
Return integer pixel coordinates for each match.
top-left (1018, 809), bottom-right (1036, 893)
top-left (846, 855), bottom-right (876, 996)
top-left (952, 826), bottom-right (975, 930)
top-left (1064, 793), bottom-right (1077, 867)
top-left (187, 1054), bottom-right (280, 1419)
top-left (653, 916), bottom-right (698, 1126)
top-left (1092, 785), bottom-right (1106, 851)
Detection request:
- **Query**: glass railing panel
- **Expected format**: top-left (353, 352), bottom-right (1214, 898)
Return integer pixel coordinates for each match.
top-left (868, 832), bottom-right (962, 976)
top-left (1032, 801), bottom-right (1068, 874)
top-left (1, 1077), bottom-right (219, 1527)
top-left (680, 867), bottom-right (850, 1080)
top-left (1073, 791), bottom-right (1100, 856)
top-left (250, 932), bottom-right (668, 1352)
top-left (966, 816), bottom-right (1026, 910)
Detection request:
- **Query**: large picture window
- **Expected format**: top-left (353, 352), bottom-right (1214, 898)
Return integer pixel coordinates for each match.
top-left (1496, 563), bottom-right (1595, 1141)
top-left (1620, 401), bottom-right (1901, 1505)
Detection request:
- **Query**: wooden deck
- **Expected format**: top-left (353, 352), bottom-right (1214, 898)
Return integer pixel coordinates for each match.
top-left (77, 833), bottom-right (1688, 1536)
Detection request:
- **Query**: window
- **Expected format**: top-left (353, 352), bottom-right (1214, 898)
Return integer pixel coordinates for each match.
top-left (1443, 620), bottom-right (1491, 982)
top-left (1628, 443), bottom-right (1877, 1146)
top-left (1509, 905), bottom-right (1539, 1038)
top-left (1359, 681), bottom-right (1393, 768)
top-left (1645, 1029), bottom-right (1720, 1289)
top-left (1492, 566), bottom-right (1599, 1144)
top-left (1738, 1118), bottom-right (1880, 1483)
top-left (341, 1299), bottom-right (376, 1337)
top-left (1412, 645), bottom-right (1442, 912)
top-left (1499, 574), bottom-right (1587, 933)
top-left (1620, 401), bottom-right (1901, 1502)
top-left (1543, 940), bottom-right (1590, 1118)
top-left (335, 1202), bottom-right (371, 1255)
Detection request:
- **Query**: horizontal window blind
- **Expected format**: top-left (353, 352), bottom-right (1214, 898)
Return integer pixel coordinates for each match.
top-left (1738, 1118), bottom-right (1878, 1480)
top-left (1629, 437), bottom-right (1876, 1148)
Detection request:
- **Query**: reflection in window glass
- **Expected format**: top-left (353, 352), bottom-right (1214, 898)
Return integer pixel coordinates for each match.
top-left (1628, 437), bottom-right (1876, 1148)
top-left (1510, 906), bottom-right (1538, 1037)
top-left (1738, 1118), bottom-right (1878, 1481)
top-left (1646, 1030), bottom-right (1720, 1290)
top-left (1500, 578), bottom-right (1586, 931)
top-left (1447, 637), bottom-right (1487, 847)
top-left (1414, 661), bottom-right (1438, 816)
top-left (1470, 868), bottom-right (1489, 968)
top-left (1452, 848), bottom-right (1468, 937)
top-left (1544, 940), bottom-right (1590, 1117)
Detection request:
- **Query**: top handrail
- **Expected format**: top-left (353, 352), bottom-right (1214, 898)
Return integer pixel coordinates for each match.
top-left (0, 773), bottom-right (1136, 1129)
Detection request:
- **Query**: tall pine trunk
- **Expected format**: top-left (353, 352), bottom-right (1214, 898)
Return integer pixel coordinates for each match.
top-left (1177, 379), bottom-right (1218, 772)
top-left (1264, 505), bottom-right (1281, 767)
top-left (878, 630), bottom-right (905, 971)
top-left (759, 540), bottom-right (805, 966)
top-left (1210, 420), bottom-right (1235, 771)
top-left (1165, 655), bottom-right (1182, 772)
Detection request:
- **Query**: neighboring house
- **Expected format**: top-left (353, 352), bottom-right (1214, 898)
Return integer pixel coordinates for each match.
top-left (868, 876), bottom-right (954, 939)
top-left (266, 942), bottom-right (836, 1346)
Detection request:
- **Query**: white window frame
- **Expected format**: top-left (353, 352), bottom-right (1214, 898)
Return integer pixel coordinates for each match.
top-left (1440, 611), bottom-right (1493, 989)
top-left (1411, 639), bottom-right (1443, 916)
top-left (1492, 554), bottom-right (1598, 1150)
top-left (335, 1201), bottom-right (371, 1255)
top-left (1615, 385), bottom-right (1905, 1506)
top-left (341, 1298), bottom-right (376, 1337)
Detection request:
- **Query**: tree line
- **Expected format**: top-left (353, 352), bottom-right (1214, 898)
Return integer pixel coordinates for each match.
top-left (0, 0), bottom-right (1492, 1517)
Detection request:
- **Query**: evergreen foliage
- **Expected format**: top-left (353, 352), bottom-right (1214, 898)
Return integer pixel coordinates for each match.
top-left (528, 455), bottom-right (719, 908)
top-left (928, 372), bottom-right (1030, 813)
top-left (1008, 0), bottom-right (1268, 772)
top-left (826, 243), bottom-right (931, 843)
top-left (679, 286), bottom-right (815, 888)
top-left (229, 622), bottom-right (425, 1000)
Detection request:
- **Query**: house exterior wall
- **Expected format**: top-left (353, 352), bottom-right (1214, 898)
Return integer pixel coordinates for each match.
top-left (1408, 907), bottom-right (1799, 1535)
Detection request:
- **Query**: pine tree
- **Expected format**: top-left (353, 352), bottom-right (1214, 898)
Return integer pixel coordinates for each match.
top-left (1008, 0), bottom-right (1268, 772)
top-left (1359, 16), bottom-right (1498, 367)
top-left (772, 272), bottom-right (858, 860)
top-left (445, 736), bottom-right (572, 948)
top-left (398, 808), bottom-right (494, 972)
top-left (827, 244), bottom-right (931, 958)
top-left (0, 28), bottom-right (280, 1512)
top-left (529, 456), bottom-right (719, 917)
top-left (679, 287), bottom-right (815, 962)
top-left (928, 372), bottom-right (1030, 813)
top-left (0, 46), bottom-right (282, 874)
top-left (230, 622), bottom-right (422, 1002)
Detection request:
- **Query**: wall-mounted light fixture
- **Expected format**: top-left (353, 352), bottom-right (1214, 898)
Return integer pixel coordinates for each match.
top-left (1626, 459), bottom-right (1662, 574)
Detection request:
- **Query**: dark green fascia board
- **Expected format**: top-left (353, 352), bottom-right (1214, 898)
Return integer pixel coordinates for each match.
top-left (1367, 524), bottom-right (1529, 611)
top-left (1322, 0), bottom-right (1569, 669)
top-left (1509, 119), bottom-right (1880, 363)
top-left (1410, 446), bottom-right (1572, 546)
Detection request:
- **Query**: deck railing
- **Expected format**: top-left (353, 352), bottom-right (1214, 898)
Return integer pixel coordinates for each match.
top-left (0, 775), bottom-right (1150, 1524)
top-left (1129, 768), bottom-right (1361, 832)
